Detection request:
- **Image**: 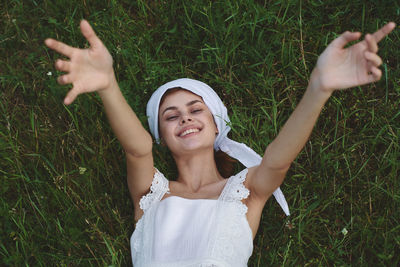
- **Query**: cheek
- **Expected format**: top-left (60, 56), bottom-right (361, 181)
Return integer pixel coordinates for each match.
top-left (159, 121), bottom-right (174, 140)
top-left (206, 115), bottom-right (218, 132)
top-left (158, 120), bottom-right (166, 139)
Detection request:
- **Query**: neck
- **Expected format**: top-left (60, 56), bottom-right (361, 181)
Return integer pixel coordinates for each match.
top-left (172, 148), bottom-right (223, 193)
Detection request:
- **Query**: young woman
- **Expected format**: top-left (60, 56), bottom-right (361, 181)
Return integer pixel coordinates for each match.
top-left (45, 20), bottom-right (395, 266)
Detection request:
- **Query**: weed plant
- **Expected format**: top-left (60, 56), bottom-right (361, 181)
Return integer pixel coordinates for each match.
top-left (1, 0), bottom-right (399, 266)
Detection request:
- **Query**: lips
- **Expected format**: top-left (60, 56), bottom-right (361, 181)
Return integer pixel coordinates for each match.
top-left (178, 126), bottom-right (201, 137)
top-left (179, 128), bottom-right (200, 137)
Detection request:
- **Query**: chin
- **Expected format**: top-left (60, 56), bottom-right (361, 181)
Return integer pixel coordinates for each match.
top-left (172, 140), bottom-right (214, 155)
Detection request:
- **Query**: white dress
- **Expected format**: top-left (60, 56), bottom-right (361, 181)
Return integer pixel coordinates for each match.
top-left (130, 168), bottom-right (253, 267)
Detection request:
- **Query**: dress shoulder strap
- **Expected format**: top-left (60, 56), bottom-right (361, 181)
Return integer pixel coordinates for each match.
top-left (219, 168), bottom-right (250, 206)
top-left (139, 168), bottom-right (170, 211)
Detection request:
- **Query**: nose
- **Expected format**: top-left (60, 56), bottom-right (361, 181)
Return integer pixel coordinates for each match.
top-left (180, 115), bottom-right (192, 124)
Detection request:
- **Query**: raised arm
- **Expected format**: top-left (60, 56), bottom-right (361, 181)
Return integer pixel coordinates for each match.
top-left (248, 22), bottom-right (396, 201)
top-left (45, 20), bottom-right (155, 218)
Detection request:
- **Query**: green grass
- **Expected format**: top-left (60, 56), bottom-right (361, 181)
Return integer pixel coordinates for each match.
top-left (1, 0), bottom-right (399, 266)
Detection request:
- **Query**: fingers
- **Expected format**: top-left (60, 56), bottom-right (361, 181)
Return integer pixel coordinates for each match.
top-left (55, 59), bottom-right (71, 72)
top-left (331, 31), bottom-right (362, 49)
top-left (64, 88), bottom-right (79, 105)
top-left (80, 20), bottom-right (102, 48)
top-left (363, 23), bottom-right (393, 83)
top-left (364, 40), bottom-right (383, 83)
top-left (370, 67), bottom-right (382, 79)
top-left (57, 74), bottom-right (72, 85)
top-left (365, 34), bottom-right (378, 53)
top-left (367, 66), bottom-right (382, 83)
top-left (331, 22), bottom-right (396, 50)
top-left (365, 51), bottom-right (382, 66)
top-left (371, 22), bottom-right (396, 43)
top-left (45, 38), bottom-right (74, 58)
top-left (56, 75), bottom-right (80, 105)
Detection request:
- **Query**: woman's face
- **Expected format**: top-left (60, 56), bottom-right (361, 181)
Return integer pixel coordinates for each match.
top-left (158, 89), bottom-right (218, 155)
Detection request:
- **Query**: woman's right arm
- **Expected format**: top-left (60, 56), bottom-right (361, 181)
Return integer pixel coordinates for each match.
top-left (97, 80), bottom-right (153, 157)
top-left (98, 80), bottom-right (155, 221)
top-left (45, 20), bottom-right (154, 215)
top-left (98, 78), bottom-right (155, 218)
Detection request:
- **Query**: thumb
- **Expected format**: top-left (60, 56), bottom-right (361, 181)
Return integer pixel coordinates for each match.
top-left (64, 88), bottom-right (79, 105)
top-left (330, 31), bottom-right (362, 49)
top-left (80, 20), bottom-right (102, 48)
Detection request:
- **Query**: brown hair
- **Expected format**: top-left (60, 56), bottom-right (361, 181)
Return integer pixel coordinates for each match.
top-left (159, 87), bottom-right (238, 178)
top-left (214, 150), bottom-right (238, 178)
top-left (159, 87), bottom-right (184, 107)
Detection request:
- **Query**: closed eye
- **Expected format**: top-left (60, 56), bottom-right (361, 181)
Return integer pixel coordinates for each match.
top-left (166, 115), bottom-right (178, 121)
top-left (191, 109), bottom-right (203, 114)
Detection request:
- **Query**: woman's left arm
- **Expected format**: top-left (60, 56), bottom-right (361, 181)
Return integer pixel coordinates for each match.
top-left (249, 22), bottom-right (396, 200)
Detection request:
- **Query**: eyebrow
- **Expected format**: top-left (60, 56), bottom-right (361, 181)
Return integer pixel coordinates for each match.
top-left (161, 100), bottom-right (203, 116)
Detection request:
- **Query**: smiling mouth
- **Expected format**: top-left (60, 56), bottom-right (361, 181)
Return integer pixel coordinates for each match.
top-left (179, 128), bottom-right (200, 137)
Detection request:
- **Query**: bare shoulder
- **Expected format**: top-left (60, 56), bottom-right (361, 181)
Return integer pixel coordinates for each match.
top-left (244, 169), bottom-right (271, 210)
top-left (244, 163), bottom-right (288, 204)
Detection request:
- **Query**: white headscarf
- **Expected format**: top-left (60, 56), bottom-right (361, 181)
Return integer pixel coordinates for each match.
top-left (146, 78), bottom-right (290, 216)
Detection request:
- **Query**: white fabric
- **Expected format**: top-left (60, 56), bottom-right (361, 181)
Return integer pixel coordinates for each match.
top-left (131, 168), bottom-right (253, 267)
top-left (146, 78), bottom-right (289, 216)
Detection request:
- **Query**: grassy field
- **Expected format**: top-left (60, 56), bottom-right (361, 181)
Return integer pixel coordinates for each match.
top-left (1, 0), bottom-right (399, 266)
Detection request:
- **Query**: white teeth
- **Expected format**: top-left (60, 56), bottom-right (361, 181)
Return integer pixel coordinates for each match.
top-left (180, 128), bottom-right (199, 137)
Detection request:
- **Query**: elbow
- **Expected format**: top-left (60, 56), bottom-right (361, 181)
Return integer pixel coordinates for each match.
top-left (125, 135), bottom-right (153, 158)
top-left (264, 146), bottom-right (292, 172)
top-left (266, 161), bottom-right (291, 174)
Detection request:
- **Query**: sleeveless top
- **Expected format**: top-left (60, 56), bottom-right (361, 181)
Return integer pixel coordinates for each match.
top-left (130, 168), bottom-right (253, 267)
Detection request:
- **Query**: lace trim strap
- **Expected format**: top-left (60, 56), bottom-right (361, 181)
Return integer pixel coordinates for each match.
top-left (139, 168), bottom-right (170, 211)
top-left (220, 168), bottom-right (250, 203)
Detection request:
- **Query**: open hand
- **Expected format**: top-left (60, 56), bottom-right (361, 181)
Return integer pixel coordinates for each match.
top-left (313, 22), bottom-right (396, 93)
top-left (45, 20), bottom-right (115, 105)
